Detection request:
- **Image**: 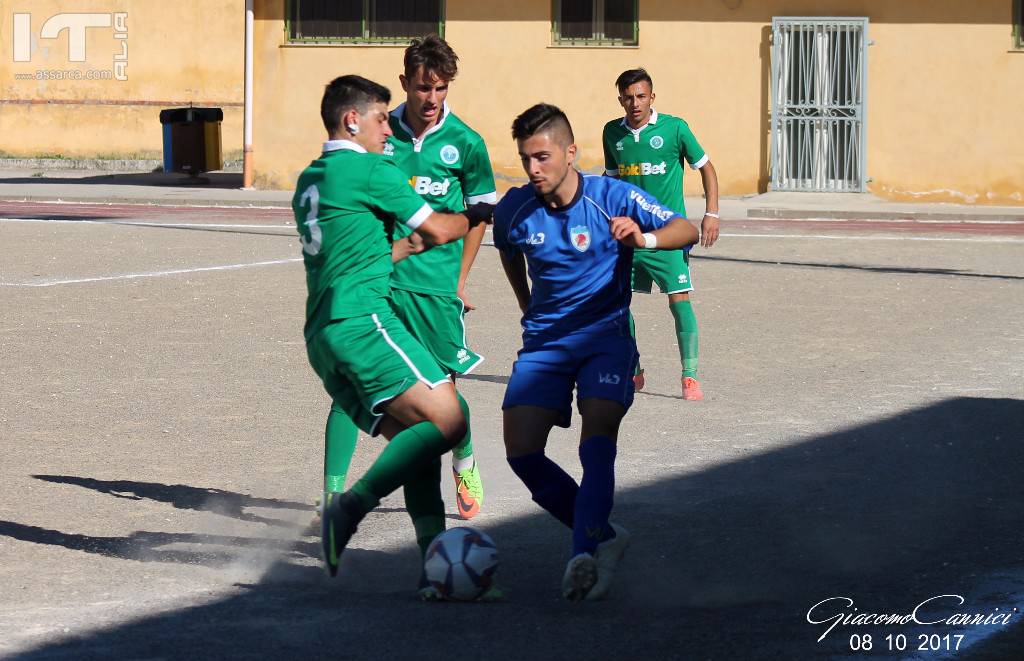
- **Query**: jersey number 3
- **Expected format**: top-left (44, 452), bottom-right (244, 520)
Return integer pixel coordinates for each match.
top-left (299, 184), bottom-right (322, 256)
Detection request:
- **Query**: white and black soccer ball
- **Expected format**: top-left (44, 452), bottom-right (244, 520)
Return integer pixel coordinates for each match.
top-left (423, 526), bottom-right (498, 600)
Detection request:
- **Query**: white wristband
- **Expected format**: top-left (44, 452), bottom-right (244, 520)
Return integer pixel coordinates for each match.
top-left (704, 212), bottom-right (720, 219)
top-left (642, 232), bottom-right (657, 249)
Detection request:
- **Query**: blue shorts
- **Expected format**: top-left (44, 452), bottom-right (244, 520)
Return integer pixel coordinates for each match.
top-left (502, 332), bottom-right (639, 428)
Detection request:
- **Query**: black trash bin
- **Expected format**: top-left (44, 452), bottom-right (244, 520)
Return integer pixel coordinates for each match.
top-left (159, 107), bottom-right (223, 175)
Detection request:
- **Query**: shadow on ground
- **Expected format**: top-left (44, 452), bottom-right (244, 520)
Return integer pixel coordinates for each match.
top-left (31, 475), bottom-right (308, 527)
top-left (5, 397), bottom-right (1023, 660)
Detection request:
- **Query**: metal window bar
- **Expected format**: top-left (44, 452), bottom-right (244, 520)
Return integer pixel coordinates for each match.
top-left (770, 17), bottom-right (868, 192)
top-left (288, 0), bottom-right (443, 43)
top-left (553, 0), bottom-right (637, 45)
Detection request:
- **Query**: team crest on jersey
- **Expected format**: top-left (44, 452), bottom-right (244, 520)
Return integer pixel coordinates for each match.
top-left (570, 225), bottom-right (591, 252)
top-left (649, 135), bottom-right (664, 149)
top-left (383, 141), bottom-right (395, 156)
top-left (615, 141), bottom-right (624, 152)
top-left (440, 144), bottom-right (459, 164)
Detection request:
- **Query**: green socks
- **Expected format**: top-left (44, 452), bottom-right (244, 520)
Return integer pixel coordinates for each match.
top-left (403, 456), bottom-right (446, 557)
top-left (627, 311), bottom-right (643, 375)
top-left (451, 392), bottom-right (474, 472)
top-left (670, 299), bottom-right (699, 378)
top-left (324, 403), bottom-right (359, 492)
top-left (349, 420), bottom-right (452, 515)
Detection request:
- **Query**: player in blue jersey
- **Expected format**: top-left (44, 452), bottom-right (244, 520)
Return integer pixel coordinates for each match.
top-left (493, 104), bottom-right (699, 601)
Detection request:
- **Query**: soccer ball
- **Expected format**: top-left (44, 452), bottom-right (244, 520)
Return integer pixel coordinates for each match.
top-left (423, 527), bottom-right (499, 600)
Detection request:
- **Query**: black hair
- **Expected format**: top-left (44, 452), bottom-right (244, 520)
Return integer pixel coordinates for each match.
top-left (615, 68), bottom-right (654, 94)
top-left (320, 75), bottom-right (391, 133)
top-left (510, 103), bottom-right (575, 144)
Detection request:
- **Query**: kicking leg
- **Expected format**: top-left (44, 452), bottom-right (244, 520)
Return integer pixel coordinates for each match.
top-left (323, 382), bottom-right (465, 577)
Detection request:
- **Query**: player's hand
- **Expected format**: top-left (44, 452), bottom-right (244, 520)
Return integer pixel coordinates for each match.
top-left (407, 232), bottom-right (429, 255)
top-left (457, 287), bottom-right (476, 312)
top-left (464, 202), bottom-right (495, 227)
top-left (608, 215), bottom-right (644, 248)
top-left (700, 214), bottom-right (720, 248)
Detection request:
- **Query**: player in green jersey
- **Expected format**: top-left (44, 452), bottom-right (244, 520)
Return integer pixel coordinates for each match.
top-left (320, 36), bottom-right (494, 520)
top-left (602, 68), bottom-right (721, 401)
top-left (293, 74), bottom-right (492, 592)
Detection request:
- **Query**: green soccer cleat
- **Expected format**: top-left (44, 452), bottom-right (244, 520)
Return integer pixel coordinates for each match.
top-left (453, 462), bottom-right (484, 520)
top-left (321, 491), bottom-right (364, 578)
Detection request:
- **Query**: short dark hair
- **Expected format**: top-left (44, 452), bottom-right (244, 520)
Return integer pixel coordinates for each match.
top-left (320, 75), bottom-right (391, 133)
top-left (404, 34), bottom-right (459, 81)
top-left (510, 103), bottom-right (575, 144)
top-left (615, 68), bottom-right (654, 94)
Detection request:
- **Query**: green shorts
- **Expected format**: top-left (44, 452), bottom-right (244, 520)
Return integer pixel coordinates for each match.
top-left (632, 248), bottom-right (694, 295)
top-left (305, 309), bottom-right (451, 436)
top-left (390, 288), bottom-right (484, 376)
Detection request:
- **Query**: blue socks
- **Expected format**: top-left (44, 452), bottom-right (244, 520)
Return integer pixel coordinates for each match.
top-left (507, 451), bottom-right (578, 529)
top-left (507, 436), bottom-right (618, 557)
top-left (572, 435), bottom-right (617, 556)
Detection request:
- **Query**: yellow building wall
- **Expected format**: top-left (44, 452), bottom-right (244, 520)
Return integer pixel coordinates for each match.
top-left (0, 0), bottom-right (244, 160)
top-left (253, 0), bottom-right (1024, 203)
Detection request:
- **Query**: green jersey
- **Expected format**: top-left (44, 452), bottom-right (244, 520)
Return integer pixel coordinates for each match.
top-left (602, 109), bottom-right (707, 217)
top-left (292, 140), bottom-right (432, 339)
top-left (384, 102), bottom-right (496, 296)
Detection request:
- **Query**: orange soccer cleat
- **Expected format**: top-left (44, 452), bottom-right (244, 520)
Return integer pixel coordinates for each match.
top-left (682, 376), bottom-right (704, 401)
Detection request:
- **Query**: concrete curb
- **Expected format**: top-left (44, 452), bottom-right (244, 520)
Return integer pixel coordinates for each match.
top-left (0, 194), bottom-right (291, 208)
top-left (747, 207), bottom-right (1024, 222)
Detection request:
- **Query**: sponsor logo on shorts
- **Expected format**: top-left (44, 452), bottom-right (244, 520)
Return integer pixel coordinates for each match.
top-left (627, 189), bottom-right (675, 221)
top-left (569, 225), bottom-right (591, 252)
top-left (650, 135), bottom-right (664, 149)
top-left (618, 161), bottom-right (667, 177)
top-left (598, 373), bottom-right (621, 385)
top-left (678, 274), bottom-right (689, 284)
top-left (440, 144), bottom-right (459, 165)
top-left (457, 349), bottom-right (471, 364)
top-left (410, 176), bottom-right (452, 197)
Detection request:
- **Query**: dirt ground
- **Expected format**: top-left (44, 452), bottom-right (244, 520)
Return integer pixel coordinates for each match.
top-left (1, 202), bottom-right (1023, 660)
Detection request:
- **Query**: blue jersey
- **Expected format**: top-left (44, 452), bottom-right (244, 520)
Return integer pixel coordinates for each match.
top-left (493, 173), bottom-right (680, 346)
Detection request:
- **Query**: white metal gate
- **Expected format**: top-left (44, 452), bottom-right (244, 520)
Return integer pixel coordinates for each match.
top-left (770, 17), bottom-right (868, 192)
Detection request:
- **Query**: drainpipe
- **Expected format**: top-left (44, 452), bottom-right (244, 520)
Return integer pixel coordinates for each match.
top-left (242, 0), bottom-right (254, 188)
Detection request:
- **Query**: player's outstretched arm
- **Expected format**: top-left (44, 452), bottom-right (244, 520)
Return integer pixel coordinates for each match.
top-left (413, 211), bottom-right (469, 245)
top-left (414, 203), bottom-right (494, 246)
top-left (609, 215), bottom-right (698, 250)
top-left (499, 251), bottom-right (531, 313)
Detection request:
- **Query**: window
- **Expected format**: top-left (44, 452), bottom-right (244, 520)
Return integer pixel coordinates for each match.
top-left (287, 0), bottom-right (444, 44)
top-left (553, 0), bottom-right (638, 46)
top-left (1015, 0), bottom-right (1024, 49)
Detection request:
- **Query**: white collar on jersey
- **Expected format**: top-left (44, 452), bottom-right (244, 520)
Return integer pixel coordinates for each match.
top-left (620, 108), bottom-right (659, 133)
top-left (322, 139), bottom-right (366, 153)
top-left (394, 101), bottom-right (450, 151)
